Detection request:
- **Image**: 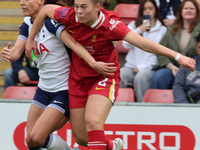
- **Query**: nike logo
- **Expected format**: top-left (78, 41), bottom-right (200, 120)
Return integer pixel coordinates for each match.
top-left (95, 87), bottom-right (105, 90)
top-left (54, 100), bottom-right (63, 104)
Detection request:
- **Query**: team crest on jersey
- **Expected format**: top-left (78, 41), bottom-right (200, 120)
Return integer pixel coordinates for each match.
top-left (59, 8), bottom-right (69, 18)
top-left (91, 35), bottom-right (97, 42)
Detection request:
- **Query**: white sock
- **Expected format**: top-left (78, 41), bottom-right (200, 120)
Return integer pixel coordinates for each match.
top-left (112, 142), bottom-right (117, 150)
top-left (28, 147), bottom-right (46, 150)
top-left (47, 134), bottom-right (72, 150)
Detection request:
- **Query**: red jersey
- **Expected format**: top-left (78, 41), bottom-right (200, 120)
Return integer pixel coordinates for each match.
top-left (54, 7), bottom-right (131, 81)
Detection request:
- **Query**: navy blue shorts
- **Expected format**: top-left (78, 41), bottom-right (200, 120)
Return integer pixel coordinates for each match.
top-left (32, 87), bottom-right (70, 118)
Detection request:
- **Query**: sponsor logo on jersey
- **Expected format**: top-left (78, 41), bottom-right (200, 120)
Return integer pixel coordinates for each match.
top-left (38, 43), bottom-right (50, 54)
top-left (84, 46), bottom-right (94, 52)
top-left (109, 19), bottom-right (121, 30)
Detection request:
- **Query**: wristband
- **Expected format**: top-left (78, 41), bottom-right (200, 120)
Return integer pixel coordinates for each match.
top-left (175, 53), bottom-right (182, 62)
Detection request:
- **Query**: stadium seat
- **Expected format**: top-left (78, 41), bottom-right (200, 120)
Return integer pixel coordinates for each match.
top-left (26, 80), bottom-right (39, 85)
top-left (143, 89), bottom-right (174, 103)
top-left (3, 86), bottom-right (37, 99)
top-left (116, 88), bottom-right (135, 102)
top-left (115, 40), bottom-right (129, 54)
top-left (113, 4), bottom-right (139, 24)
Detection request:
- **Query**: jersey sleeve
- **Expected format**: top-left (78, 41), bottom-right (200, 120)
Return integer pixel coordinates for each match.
top-left (17, 22), bottom-right (29, 42)
top-left (44, 17), bottom-right (65, 38)
top-left (54, 6), bottom-right (71, 25)
top-left (106, 14), bottom-right (131, 40)
top-left (108, 21), bottom-right (131, 40)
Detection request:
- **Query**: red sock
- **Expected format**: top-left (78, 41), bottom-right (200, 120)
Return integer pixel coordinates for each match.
top-left (87, 130), bottom-right (113, 150)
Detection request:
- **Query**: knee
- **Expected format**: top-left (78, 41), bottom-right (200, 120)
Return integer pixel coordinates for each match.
top-left (73, 134), bottom-right (88, 146)
top-left (25, 134), bottom-right (32, 147)
top-left (152, 71), bottom-right (163, 84)
top-left (134, 73), bottom-right (144, 82)
top-left (85, 117), bottom-right (100, 131)
top-left (4, 68), bottom-right (12, 80)
top-left (26, 132), bottom-right (45, 147)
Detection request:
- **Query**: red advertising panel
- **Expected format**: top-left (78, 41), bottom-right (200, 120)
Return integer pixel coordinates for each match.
top-left (13, 122), bottom-right (195, 150)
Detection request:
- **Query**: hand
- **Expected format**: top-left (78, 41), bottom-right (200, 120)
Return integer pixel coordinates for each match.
top-left (178, 55), bottom-right (196, 72)
top-left (134, 67), bottom-right (139, 73)
top-left (163, 19), bottom-right (175, 27)
top-left (171, 65), bottom-right (179, 76)
top-left (139, 20), bottom-right (151, 32)
top-left (90, 62), bottom-right (117, 76)
top-left (18, 70), bottom-right (30, 83)
top-left (25, 38), bottom-right (38, 61)
top-left (1, 42), bottom-right (11, 61)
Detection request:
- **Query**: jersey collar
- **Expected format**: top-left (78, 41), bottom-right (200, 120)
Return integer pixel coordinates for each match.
top-left (75, 10), bottom-right (105, 29)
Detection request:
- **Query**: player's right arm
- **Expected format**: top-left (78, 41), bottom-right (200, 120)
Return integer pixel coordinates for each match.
top-left (26, 4), bottom-right (60, 60)
top-left (60, 29), bottom-right (117, 76)
top-left (1, 39), bottom-right (26, 62)
top-left (1, 21), bottom-right (30, 62)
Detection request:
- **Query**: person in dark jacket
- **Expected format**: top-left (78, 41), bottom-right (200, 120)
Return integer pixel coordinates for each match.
top-left (3, 50), bottom-right (39, 90)
top-left (173, 33), bottom-right (200, 103)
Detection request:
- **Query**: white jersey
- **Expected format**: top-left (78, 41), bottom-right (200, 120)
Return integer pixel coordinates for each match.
top-left (18, 17), bottom-right (70, 92)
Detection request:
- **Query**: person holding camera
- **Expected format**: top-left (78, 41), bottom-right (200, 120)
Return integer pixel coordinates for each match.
top-left (173, 33), bottom-right (200, 103)
top-left (120, 0), bottom-right (167, 102)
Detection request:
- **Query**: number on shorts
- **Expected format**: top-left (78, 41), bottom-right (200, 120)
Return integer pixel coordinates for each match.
top-left (98, 78), bottom-right (108, 87)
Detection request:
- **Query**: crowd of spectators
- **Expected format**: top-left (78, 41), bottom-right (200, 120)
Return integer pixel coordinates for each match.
top-left (120, 0), bottom-right (167, 102)
top-left (118, 0), bottom-right (200, 103)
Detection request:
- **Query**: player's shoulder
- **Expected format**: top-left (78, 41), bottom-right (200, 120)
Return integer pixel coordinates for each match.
top-left (44, 17), bottom-right (64, 32)
top-left (101, 8), bottom-right (122, 29)
top-left (45, 17), bottom-right (62, 26)
top-left (24, 16), bottom-right (32, 25)
top-left (56, 6), bottom-right (74, 18)
top-left (101, 8), bottom-right (120, 21)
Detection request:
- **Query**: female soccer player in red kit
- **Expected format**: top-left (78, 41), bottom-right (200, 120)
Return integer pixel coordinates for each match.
top-left (26, 0), bottom-right (196, 149)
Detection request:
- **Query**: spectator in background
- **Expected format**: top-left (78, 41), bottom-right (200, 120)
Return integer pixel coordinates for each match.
top-left (3, 50), bottom-right (39, 90)
top-left (156, 0), bottom-right (183, 26)
top-left (120, 0), bottom-right (167, 102)
top-left (152, 0), bottom-right (200, 89)
top-left (173, 33), bottom-right (200, 103)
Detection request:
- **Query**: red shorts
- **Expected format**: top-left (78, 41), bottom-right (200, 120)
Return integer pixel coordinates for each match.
top-left (68, 76), bottom-right (120, 109)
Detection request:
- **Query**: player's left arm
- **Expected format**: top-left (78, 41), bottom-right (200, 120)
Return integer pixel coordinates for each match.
top-left (123, 30), bottom-right (196, 71)
top-left (60, 29), bottom-right (117, 76)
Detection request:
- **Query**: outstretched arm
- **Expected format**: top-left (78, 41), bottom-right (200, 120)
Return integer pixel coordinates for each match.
top-left (26, 4), bottom-right (59, 60)
top-left (60, 29), bottom-right (117, 76)
top-left (123, 31), bottom-right (196, 71)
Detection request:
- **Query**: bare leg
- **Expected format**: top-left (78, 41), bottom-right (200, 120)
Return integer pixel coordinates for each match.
top-left (26, 106), bottom-right (68, 148)
top-left (85, 94), bottom-right (113, 150)
top-left (70, 108), bottom-right (88, 146)
top-left (85, 94), bottom-right (112, 131)
top-left (26, 104), bottom-right (44, 147)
